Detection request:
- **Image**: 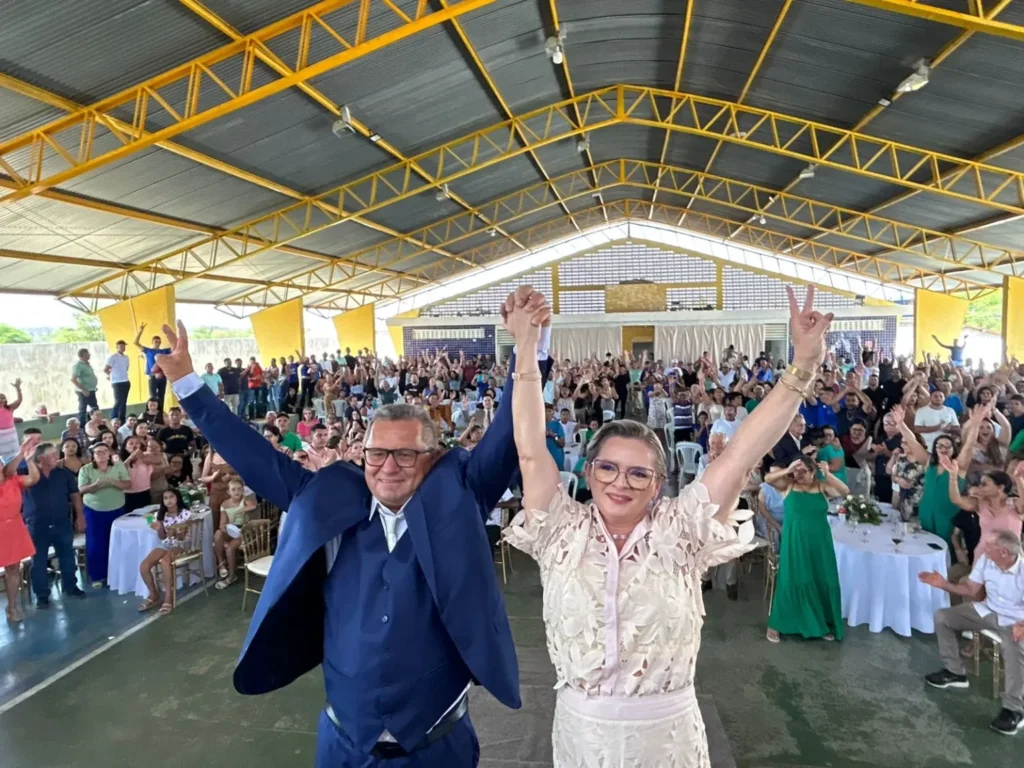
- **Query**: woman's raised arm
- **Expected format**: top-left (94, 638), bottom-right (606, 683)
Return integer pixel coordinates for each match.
top-left (703, 287), bottom-right (833, 519)
top-left (509, 307), bottom-right (559, 520)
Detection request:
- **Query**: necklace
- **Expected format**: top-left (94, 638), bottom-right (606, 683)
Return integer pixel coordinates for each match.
top-left (609, 532), bottom-right (629, 541)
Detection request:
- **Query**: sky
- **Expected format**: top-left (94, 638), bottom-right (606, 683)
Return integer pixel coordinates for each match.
top-left (0, 293), bottom-right (336, 337)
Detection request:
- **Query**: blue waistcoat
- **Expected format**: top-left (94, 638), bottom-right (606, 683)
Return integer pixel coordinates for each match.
top-left (323, 519), bottom-right (471, 753)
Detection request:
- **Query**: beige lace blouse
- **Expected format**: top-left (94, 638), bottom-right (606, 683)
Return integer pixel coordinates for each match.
top-left (505, 482), bottom-right (755, 697)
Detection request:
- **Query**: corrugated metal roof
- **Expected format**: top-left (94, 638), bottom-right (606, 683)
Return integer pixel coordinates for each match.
top-left (1, 0), bottom-right (225, 103)
top-left (59, 148), bottom-right (295, 228)
top-left (0, 88), bottom-right (65, 143)
top-left (3, 0), bottom-right (1024, 308)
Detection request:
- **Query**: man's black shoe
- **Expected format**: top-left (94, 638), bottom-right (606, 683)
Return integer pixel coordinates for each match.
top-left (36, 595), bottom-right (50, 608)
top-left (924, 669), bottom-right (969, 689)
top-left (727, 584), bottom-right (738, 601)
top-left (66, 586), bottom-right (87, 598)
top-left (990, 708), bottom-right (1024, 735)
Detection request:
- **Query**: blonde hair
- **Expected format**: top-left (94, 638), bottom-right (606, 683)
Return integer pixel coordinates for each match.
top-left (584, 420), bottom-right (666, 477)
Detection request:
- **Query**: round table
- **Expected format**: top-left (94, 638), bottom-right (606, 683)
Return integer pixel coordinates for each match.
top-left (830, 513), bottom-right (950, 636)
top-left (107, 506), bottom-right (215, 598)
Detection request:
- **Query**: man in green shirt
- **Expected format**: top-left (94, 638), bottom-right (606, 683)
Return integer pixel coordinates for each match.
top-left (275, 414), bottom-right (303, 452)
top-left (70, 348), bottom-right (99, 426)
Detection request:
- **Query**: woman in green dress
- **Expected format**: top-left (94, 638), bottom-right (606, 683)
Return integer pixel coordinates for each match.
top-left (816, 425), bottom-right (846, 487)
top-left (890, 404), bottom-right (978, 549)
top-left (765, 455), bottom-right (849, 643)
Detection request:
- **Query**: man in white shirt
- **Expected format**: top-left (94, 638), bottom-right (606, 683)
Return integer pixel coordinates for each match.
top-left (716, 364), bottom-right (737, 390)
top-left (920, 530), bottom-right (1024, 735)
top-left (710, 404), bottom-right (742, 442)
top-left (104, 340), bottom-right (131, 422)
top-left (914, 390), bottom-right (960, 451)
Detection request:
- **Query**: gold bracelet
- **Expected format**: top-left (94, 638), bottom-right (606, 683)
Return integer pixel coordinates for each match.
top-left (785, 364), bottom-right (815, 382)
top-left (776, 375), bottom-right (809, 397)
top-left (512, 372), bottom-right (541, 381)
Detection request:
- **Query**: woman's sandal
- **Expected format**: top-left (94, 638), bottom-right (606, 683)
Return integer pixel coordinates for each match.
top-left (138, 596), bottom-right (160, 613)
top-left (157, 603), bottom-right (173, 616)
top-left (218, 566), bottom-right (229, 579)
top-left (766, 629), bottom-right (781, 644)
top-left (215, 578), bottom-right (237, 590)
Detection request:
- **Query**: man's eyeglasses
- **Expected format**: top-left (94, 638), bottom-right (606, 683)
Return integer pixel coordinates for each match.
top-left (590, 459), bottom-right (658, 490)
top-left (364, 448), bottom-right (433, 468)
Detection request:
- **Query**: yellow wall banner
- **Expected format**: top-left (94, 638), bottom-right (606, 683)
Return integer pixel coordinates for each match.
top-left (913, 289), bottom-right (969, 363)
top-left (96, 285), bottom-right (177, 407)
top-left (333, 303), bottom-right (376, 354)
top-left (1004, 276), bottom-right (1024, 363)
top-left (250, 299), bottom-right (305, 364)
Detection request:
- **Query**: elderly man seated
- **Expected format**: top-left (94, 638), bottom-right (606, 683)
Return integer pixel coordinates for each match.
top-left (919, 529), bottom-right (1024, 735)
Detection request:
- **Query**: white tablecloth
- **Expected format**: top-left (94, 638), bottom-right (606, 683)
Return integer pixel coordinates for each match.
top-left (107, 506), bottom-right (215, 598)
top-left (830, 512), bottom-right (950, 636)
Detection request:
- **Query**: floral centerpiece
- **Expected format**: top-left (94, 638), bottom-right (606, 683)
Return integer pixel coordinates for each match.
top-left (838, 494), bottom-right (883, 525)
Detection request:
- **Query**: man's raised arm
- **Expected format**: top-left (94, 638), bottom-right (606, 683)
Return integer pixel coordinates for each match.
top-left (157, 322), bottom-right (311, 511)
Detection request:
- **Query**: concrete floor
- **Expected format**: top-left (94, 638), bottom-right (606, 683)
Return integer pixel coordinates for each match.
top-left (0, 559), bottom-right (1021, 768)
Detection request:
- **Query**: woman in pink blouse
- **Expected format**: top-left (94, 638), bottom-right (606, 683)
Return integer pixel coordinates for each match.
top-left (505, 286), bottom-right (833, 768)
top-left (295, 408), bottom-right (318, 441)
top-left (943, 458), bottom-right (1024, 558)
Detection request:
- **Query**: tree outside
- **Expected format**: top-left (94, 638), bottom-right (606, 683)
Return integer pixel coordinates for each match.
top-left (0, 323), bottom-right (32, 344)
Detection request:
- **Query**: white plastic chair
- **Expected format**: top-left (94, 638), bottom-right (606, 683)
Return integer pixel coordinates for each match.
top-left (573, 430), bottom-right (583, 445)
top-left (559, 471), bottom-right (578, 500)
top-left (675, 442), bottom-right (704, 488)
top-left (312, 398), bottom-right (327, 420)
top-left (333, 400), bottom-right (346, 418)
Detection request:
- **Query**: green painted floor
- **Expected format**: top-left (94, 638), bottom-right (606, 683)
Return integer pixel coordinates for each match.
top-left (0, 560), bottom-right (1020, 768)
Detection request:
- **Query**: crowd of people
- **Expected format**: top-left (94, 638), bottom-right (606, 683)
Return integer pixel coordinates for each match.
top-left (1, 299), bottom-right (1023, 760)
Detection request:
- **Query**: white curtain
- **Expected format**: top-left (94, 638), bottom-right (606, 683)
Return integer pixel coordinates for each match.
top-left (655, 324), bottom-right (766, 363)
top-left (551, 326), bottom-right (622, 361)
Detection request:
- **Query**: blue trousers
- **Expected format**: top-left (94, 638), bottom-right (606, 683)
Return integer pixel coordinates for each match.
top-left (28, 518), bottom-right (78, 598)
top-left (315, 710), bottom-right (479, 768)
top-left (84, 505), bottom-right (124, 582)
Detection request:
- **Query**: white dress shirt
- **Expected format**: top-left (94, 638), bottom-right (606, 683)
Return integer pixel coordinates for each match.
top-left (970, 555), bottom-right (1024, 626)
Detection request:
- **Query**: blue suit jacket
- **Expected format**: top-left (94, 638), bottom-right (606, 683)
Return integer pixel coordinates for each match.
top-left (179, 355), bottom-right (549, 710)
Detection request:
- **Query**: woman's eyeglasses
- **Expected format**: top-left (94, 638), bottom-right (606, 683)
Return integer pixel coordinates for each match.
top-left (590, 459), bottom-right (658, 490)
top-left (364, 448), bottom-right (433, 468)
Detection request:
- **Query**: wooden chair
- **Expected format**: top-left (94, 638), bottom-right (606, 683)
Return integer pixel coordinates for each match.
top-left (495, 499), bottom-right (520, 585)
top-left (971, 628), bottom-right (1005, 699)
top-left (153, 518), bottom-right (208, 608)
top-left (240, 519), bottom-right (273, 612)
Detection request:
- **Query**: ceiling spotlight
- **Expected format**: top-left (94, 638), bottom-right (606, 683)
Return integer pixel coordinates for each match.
top-left (488, 228), bottom-right (497, 237)
top-left (545, 29), bottom-right (566, 65)
top-left (896, 59), bottom-right (930, 94)
top-left (576, 135), bottom-right (590, 153)
top-left (435, 183), bottom-right (450, 202)
top-left (369, 132), bottom-right (382, 143)
top-left (331, 105), bottom-right (355, 137)
top-left (877, 97), bottom-right (892, 108)
top-left (798, 163), bottom-right (816, 181)
top-left (758, 215), bottom-right (766, 225)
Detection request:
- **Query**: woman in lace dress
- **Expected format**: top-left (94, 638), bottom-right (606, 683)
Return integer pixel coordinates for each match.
top-left (504, 286), bottom-right (834, 768)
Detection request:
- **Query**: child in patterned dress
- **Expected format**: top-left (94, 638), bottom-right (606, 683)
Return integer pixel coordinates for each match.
top-left (138, 488), bottom-right (192, 616)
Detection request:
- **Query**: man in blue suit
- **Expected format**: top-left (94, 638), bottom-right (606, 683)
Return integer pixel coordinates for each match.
top-left (157, 288), bottom-right (552, 768)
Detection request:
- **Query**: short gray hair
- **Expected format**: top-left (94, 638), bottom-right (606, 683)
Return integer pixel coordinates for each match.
top-left (584, 420), bottom-right (666, 478)
top-left (33, 442), bottom-right (56, 462)
top-left (991, 529), bottom-right (1023, 557)
top-left (367, 404), bottom-right (439, 449)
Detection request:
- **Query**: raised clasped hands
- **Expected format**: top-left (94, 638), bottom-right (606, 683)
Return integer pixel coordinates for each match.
top-left (501, 286), bottom-right (551, 346)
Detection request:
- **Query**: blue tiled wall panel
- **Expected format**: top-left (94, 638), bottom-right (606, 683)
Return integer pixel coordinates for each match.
top-left (403, 325), bottom-right (496, 359)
